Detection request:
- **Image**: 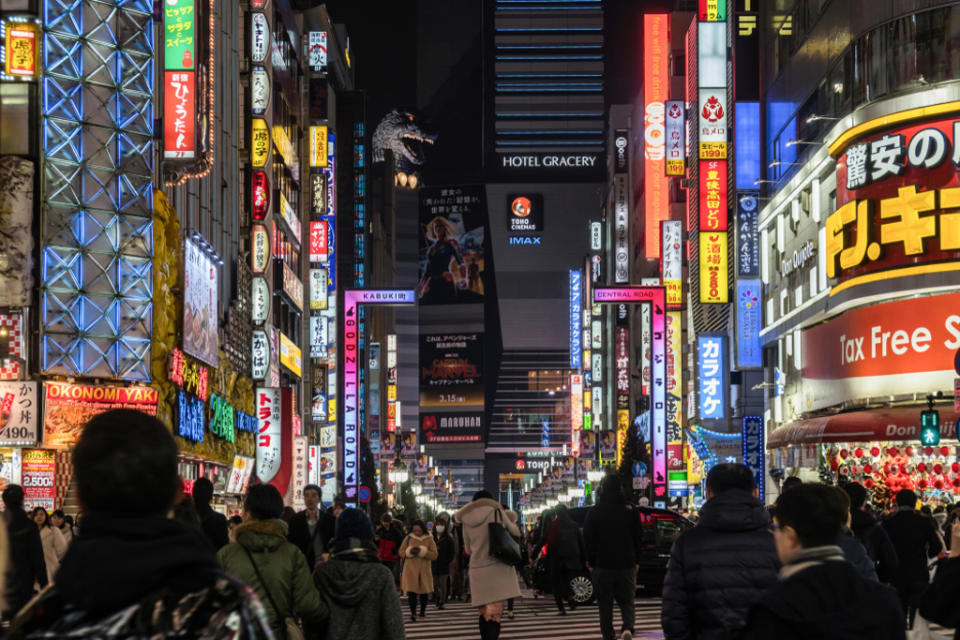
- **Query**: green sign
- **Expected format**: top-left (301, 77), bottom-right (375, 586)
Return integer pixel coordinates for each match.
top-left (164, 0), bottom-right (195, 70)
top-left (921, 410), bottom-right (940, 446)
top-left (209, 393), bottom-right (235, 443)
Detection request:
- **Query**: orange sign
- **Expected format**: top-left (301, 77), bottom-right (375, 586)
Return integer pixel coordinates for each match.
top-left (4, 22), bottom-right (39, 78)
top-left (643, 13), bottom-right (669, 258)
top-left (42, 382), bottom-right (159, 449)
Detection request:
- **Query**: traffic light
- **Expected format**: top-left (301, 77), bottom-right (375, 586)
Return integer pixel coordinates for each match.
top-left (921, 410), bottom-right (941, 446)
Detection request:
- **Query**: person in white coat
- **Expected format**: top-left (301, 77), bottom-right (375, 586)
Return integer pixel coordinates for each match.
top-left (32, 507), bottom-right (67, 584)
top-left (455, 490), bottom-right (521, 640)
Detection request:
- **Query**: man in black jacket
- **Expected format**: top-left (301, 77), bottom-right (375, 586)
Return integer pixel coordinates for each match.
top-left (740, 483), bottom-right (904, 639)
top-left (193, 477), bottom-right (228, 550)
top-left (2, 484), bottom-right (47, 619)
top-left (584, 474), bottom-right (641, 640)
top-left (661, 463), bottom-right (780, 640)
top-left (288, 483), bottom-right (334, 569)
top-left (843, 482), bottom-right (898, 583)
top-left (882, 489), bottom-right (943, 630)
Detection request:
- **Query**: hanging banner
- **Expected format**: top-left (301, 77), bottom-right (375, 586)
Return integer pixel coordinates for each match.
top-left (292, 436), bottom-right (309, 510)
top-left (736, 193), bottom-right (760, 277)
top-left (736, 279), bottom-right (762, 369)
top-left (163, 71), bottom-right (196, 160)
top-left (699, 160), bottom-right (728, 231)
top-left (251, 330), bottom-right (269, 379)
top-left (251, 225), bottom-right (270, 273)
top-left (21, 449), bottom-right (55, 511)
top-left (251, 66), bottom-right (269, 115)
top-left (698, 88), bottom-right (728, 160)
top-left (698, 335), bottom-right (728, 420)
top-left (0, 382), bottom-right (38, 445)
top-left (250, 12), bottom-right (269, 63)
top-left (226, 455), bottom-right (254, 494)
top-left (665, 100), bottom-right (685, 176)
top-left (661, 220), bottom-right (683, 307)
top-left (308, 445), bottom-right (320, 485)
top-left (699, 232), bottom-right (728, 303)
top-left (310, 269), bottom-right (328, 310)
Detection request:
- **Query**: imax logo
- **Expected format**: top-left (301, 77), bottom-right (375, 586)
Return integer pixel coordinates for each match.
top-left (509, 236), bottom-right (541, 245)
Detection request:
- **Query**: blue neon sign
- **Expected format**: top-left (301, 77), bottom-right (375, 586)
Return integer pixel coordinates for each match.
top-left (569, 270), bottom-right (582, 368)
top-left (697, 335), bottom-right (727, 420)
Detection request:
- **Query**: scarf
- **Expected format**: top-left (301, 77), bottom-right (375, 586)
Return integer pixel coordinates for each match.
top-left (780, 545), bottom-right (845, 580)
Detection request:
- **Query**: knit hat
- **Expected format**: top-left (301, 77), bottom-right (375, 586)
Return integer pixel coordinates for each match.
top-left (334, 507), bottom-right (375, 542)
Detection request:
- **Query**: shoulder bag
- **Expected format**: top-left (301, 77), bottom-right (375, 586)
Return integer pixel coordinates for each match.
top-left (488, 508), bottom-right (522, 567)
top-left (242, 546), bottom-right (305, 640)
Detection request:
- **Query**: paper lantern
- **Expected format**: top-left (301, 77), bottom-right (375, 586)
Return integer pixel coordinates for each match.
top-left (864, 464), bottom-right (873, 474)
top-left (854, 448), bottom-right (864, 458)
top-left (905, 446), bottom-right (914, 457)
top-left (935, 479), bottom-right (945, 490)
top-left (919, 479), bottom-right (929, 489)
top-left (925, 447), bottom-right (934, 456)
top-left (871, 447), bottom-right (881, 457)
top-left (889, 464), bottom-right (899, 475)
top-left (840, 449), bottom-right (849, 459)
top-left (953, 477), bottom-right (960, 489)
top-left (864, 478), bottom-right (875, 489)
top-left (839, 466), bottom-right (851, 476)
top-left (953, 463), bottom-right (959, 474)
top-left (941, 447), bottom-right (951, 456)
top-left (888, 447), bottom-right (899, 457)
top-left (918, 463), bottom-right (927, 473)
top-left (934, 464), bottom-right (943, 475)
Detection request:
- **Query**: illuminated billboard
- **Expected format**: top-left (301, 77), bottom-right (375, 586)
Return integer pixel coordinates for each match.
top-left (643, 13), bottom-right (669, 258)
top-left (699, 232), bottom-right (728, 303)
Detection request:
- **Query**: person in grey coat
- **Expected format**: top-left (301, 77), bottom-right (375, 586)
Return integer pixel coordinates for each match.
top-left (313, 508), bottom-right (405, 640)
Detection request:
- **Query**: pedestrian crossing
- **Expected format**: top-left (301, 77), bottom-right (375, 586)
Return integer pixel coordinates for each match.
top-left (402, 593), bottom-right (664, 640)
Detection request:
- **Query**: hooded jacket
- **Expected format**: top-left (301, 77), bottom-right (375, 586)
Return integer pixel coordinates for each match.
top-left (7, 513), bottom-right (272, 639)
top-left (740, 546), bottom-right (905, 640)
top-left (583, 490), bottom-right (641, 570)
top-left (4, 507), bottom-right (47, 616)
top-left (313, 540), bottom-right (405, 640)
top-left (850, 508), bottom-right (898, 583)
top-left (661, 489), bottom-right (780, 640)
top-left (218, 519), bottom-right (327, 634)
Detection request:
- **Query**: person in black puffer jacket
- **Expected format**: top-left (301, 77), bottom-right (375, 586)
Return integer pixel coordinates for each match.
top-left (661, 463), bottom-right (780, 640)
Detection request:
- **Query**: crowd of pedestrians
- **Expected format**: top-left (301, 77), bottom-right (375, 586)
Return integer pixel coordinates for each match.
top-left (1, 408), bottom-right (959, 640)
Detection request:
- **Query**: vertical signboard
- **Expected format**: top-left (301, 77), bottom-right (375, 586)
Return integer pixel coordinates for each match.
top-left (697, 335), bottom-right (727, 420)
top-left (614, 175), bottom-right (629, 283)
top-left (570, 374), bottom-right (583, 455)
top-left (742, 415), bottom-right (764, 497)
top-left (736, 279), bottom-right (762, 368)
top-left (643, 14), bottom-right (669, 259)
top-left (3, 21), bottom-right (40, 78)
top-left (308, 31), bottom-right (327, 71)
top-left (736, 193), bottom-right (760, 276)
top-left (665, 100), bottom-right (685, 176)
top-left (250, 12), bottom-right (269, 62)
top-left (256, 387), bottom-right (281, 482)
top-left (661, 220), bottom-right (682, 307)
top-left (292, 435), bottom-right (309, 510)
top-left (698, 88), bottom-right (728, 159)
top-left (163, 0), bottom-right (195, 70)
top-left (698, 0), bottom-right (727, 22)
top-left (699, 160), bottom-right (728, 231)
top-left (21, 449), bottom-right (55, 511)
top-left (666, 312), bottom-right (683, 470)
top-left (569, 271), bottom-right (582, 369)
top-left (163, 72), bottom-right (196, 160)
top-left (699, 232), bottom-right (728, 303)
top-left (310, 126), bottom-right (329, 168)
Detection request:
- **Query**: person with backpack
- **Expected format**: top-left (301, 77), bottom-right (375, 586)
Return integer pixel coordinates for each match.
top-left (545, 504), bottom-right (584, 615)
top-left (376, 512), bottom-right (404, 591)
top-left (843, 482), bottom-right (898, 583)
top-left (218, 484), bottom-right (328, 638)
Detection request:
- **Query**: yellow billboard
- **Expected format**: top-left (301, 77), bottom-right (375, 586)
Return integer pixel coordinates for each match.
top-left (279, 331), bottom-right (302, 378)
top-left (698, 232), bottom-right (728, 303)
top-left (251, 118), bottom-right (269, 167)
top-left (310, 125), bottom-right (328, 168)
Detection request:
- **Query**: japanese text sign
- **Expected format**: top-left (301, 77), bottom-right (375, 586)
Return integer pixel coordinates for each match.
top-left (661, 220), bottom-right (683, 307)
top-left (163, 71), bottom-right (196, 159)
top-left (698, 88), bottom-right (728, 159)
top-left (699, 232), bottom-right (728, 303)
top-left (644, 13), bottom-right (669, 258)
top-left (698, 335), bottom-right (728, 420)
top-left (665, 101), bottom-right (685, 176)
top-left (163, 0), bottom-right (195, 70)
top-left (742, 415), bottom-right (764, 497)
top-left (569, 270), bottom-right (582, 369)
top-left (0, 382), bottom-right (38, 445)
top-left (699, 160), bottom-right (728, 231)
top-left (4, 22), bottom-right (39, 78)
top-left (255, 387), bottom-right (281, 482)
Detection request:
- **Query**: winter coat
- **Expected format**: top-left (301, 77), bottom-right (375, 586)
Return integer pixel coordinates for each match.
top-left (920, 556), bottom-right (960, 636)
top-left (7, 513), bottom-right (271, 639)
top-left (197, 502), bottom-right (229, 551)
top-left (837, 528), bottom-right (878, 581)
top-left (882, 507), bottom-right (944, 589)
top-left (399, 532), bottom-right (438, 594)
top-left (314, 540), bottom-right (405, 640)
top-left (57, 525), bottom-right (73, 546)
top-left (740, 546), bottom-right (905, 640)
top-left (546, 516), bottom-right (584, 571)
top-left (850, 508), bottom-right (899, 583)
top-left (433, 533), bottom-right (455, 575)
top-left (455, 498), bottom-right (522, 607)
top-left (218, 519), bottom-right (327, 635)
top-left (661, 489), bottom-right (780, 640)
top-left (288, 509), bottom-right (335, 569)
top-left (4, 508), bottom-right (47, 616)
top-left (375, 522), bottom-right (404, 563)
top-left (583, 491), bottom-right (642, 570)
top-left (38, 526), bottom-right (67, 585)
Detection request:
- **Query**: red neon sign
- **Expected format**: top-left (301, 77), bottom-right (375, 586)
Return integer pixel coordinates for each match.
top-left (643, 14), bottom-right (669, 258)
top-left (163, 71), bottom-right (196, 159)
top-left (252, 171), bottom-right (269, 220)
top-left (698, 159), bottom-right (728, 231)
top-left (309, 220), bottom-right (328, 263)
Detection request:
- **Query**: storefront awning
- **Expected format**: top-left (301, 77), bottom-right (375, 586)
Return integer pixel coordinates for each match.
top-left (767, 407), bottom-right (960, 449)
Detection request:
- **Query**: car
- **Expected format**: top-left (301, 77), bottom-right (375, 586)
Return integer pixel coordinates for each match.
top-left (530, 505), bottom-right (694, 602)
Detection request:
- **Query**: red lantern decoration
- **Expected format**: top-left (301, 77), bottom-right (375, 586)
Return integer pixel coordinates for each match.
top-left (941, 447), bottom-right (951, 456)
top-left (919, 479), bottom-right (929, 489)
top-left (925, 447), bottom-right (934, 456)
top-left (251, 171), bottom-right (270, 221)
top-left (854, 447), bottom-right (864, 458)
top-left (953, 478), bottom-right (960, 489)
top-left (905, 446), bottom-right (914, 456)
top-left (840, 449), bottom-right (849, 459)
top-left (888, 448), bottom-right (899, 457)
top-left (935, 479), bottom-right (945, 490)
top-left (864, 464), bottom-right (873, 474)
top-left (870, 447), bottom-right (881, 457)
top-left (918, 463), bottom-right (927, 473)
top-left (864, 478), bottom-right (875, 489)
top-left (890, 464), bottom-right (899, 475)
top-left (934, 464), bottom-right (943, 475)
top-left (953, 463), bottom-right (959, 474)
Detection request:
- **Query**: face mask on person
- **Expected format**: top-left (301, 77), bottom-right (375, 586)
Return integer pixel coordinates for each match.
top-left (436, 525), bottom-right (445, 534)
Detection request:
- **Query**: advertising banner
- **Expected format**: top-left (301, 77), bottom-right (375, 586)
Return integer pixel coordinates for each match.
top-left (43, 382), bottom-right (158, 449)
top-left (665, 100), bottom-right (685, 176)
top-left (21, 449), bottom-right (54, 511)
top-left (309, 315), bottom-right (328, 359)
top-left (279, 332), bottom-right (302, 378)
top-left (569, 271), bottom-right (583, 369)
top-left (310, 126), bottom-right (328, 168)
top-left (699, 232), bottom-right (728, 303)
top-left (420, 334), bottom-right (483, 407)
top-left (250, 12), bottom-right (268, 62)
top-left (742, 415), bottom-right (764, 497)
top-left (698, 335), bottom-right (728, 420)
top-left (699, 0), bottom-right (727, 21)
top-left (699, 160), bottom-right (728, 231)
top-left (308, 31), bottom-right (327, 71)
top-left (421, 412), bottom-right (483, 443)
top-left (698, 88), bottom-right (727, 160)
top-left (507, 194), bottom-right (544, 234)
top-left (256, 388), bottom-right (282, 483)
top-left (226, 455), bottom-right (254, 494)
top-left (292, 436), bottom-right (309, 510)
top-left (736, 279), bottom-right (762, 368)
top-left (184, 238), bottom-right (219, 365)
top-left (309, 220), bottom-right (328, 263)
top-left (4, 21), bottom-right (40, 78)
top-left (614, 175), bottom-right (629, 283)
top-left (251, 277), bottom-right (270, 325)
top-left (163, 71), bottom-right (196, 160)
top-left (801, 291), bottom-right (960, 411)
top-left (310, 269), bottom-right (328, 311)
top-left (400, 431), bottom-right (418, 458)
top-left (643, 13), bottom-right (669, 258)
top-left (666, 312), bottom-right (683, 469)
top-left (661, 220), bottom-right (682, 307)
top-left (578, 430), bottom-right (596, 459)
top-left (0, 382), bottom-right (37, 445)
top-left (0, 447), bottom-right (21, 495)
top-left (251, 66), bottom-right (269, 115)
top-left (418, 186), bottom-right (485, 305)
top-left (251, 225), bottom-right (270, 273)
top-left (251, 330), bottom-right (269, 379)
top-left (736, 193), bottom-right (760, 276)
top-left (251, 118), bottom-right (269, 167)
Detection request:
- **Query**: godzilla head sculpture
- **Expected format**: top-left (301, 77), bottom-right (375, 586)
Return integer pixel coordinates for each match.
top-left (372, 109), bottom-right (437, 173)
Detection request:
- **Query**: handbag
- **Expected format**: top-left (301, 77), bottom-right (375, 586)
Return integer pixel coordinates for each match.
top-left (488, 508), bottom-right (522, 566)
top-left (242, 546), bottom-right (305, 640)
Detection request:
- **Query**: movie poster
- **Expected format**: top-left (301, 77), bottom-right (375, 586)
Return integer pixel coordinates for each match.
top-left (419, 334), bottom-right (484, 407)
top-left (578, 430), bottom-right (596, 459)
top-left (400, 431), bottom-right (418, 458)
top-left (417, 186), bottom-right (485, 305)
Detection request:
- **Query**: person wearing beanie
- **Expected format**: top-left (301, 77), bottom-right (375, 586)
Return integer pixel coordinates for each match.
top-left (314, 507), bottom-right (405, 640)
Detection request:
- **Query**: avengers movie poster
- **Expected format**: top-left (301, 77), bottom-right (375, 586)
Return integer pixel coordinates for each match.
top-left (418, 186), bottom-right (485, 305)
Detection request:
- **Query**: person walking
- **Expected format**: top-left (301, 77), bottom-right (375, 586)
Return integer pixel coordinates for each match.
top-left (832, 486), bottom-right (879, 581)
top-left (375, 512), bottom-right (404, 591)
top-left (218, 483), bottom-right (327, 638)
top-left (288, 483), bottom-right (334, 570)
top-left (545, 504), bottom-right (583, 615)
top-left (50, 510), bottom-right (73, 546)
top-left (193, 477), bottom-right (229, 550)
top-left (455, 490), bottom-right (522, 640)
top-left (2, 485), bottom-right (46, 621)
top-left (31, 507), bottom-right (67, 585)
top-left (843, 482), bottom-right (899, 583)
top-left (919, 522), bottom-right (960, 639)
top-left (399, 520), bottom-right (438, 622)
top-left (583, 475), bottom-right (641, 640)
top-left (313, 508), bottom-right (405, 640)
top-left (740, 483), bottom-right (905, 639)
top-left (5, 409), bottom-right (272, 638)
top-left (661, 463), bottom-right (780, 640)
top-left (882, 489), bottom-right (944, 631)
top-left (433, 513), bottom-right (456, 609)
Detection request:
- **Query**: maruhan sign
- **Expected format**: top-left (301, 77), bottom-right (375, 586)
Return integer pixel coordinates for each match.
top-left (501, 154), bottom-right (600, 169)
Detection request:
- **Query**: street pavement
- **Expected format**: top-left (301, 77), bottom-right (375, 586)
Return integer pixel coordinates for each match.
top-left (402, 591), bottom-right (954, 639)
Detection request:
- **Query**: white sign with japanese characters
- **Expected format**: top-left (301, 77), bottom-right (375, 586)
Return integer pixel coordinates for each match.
top-left (0, 382), bottom-right (38, 445)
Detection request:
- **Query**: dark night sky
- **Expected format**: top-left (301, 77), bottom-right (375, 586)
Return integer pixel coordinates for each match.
top-left (324, 0), bottom-right (674, 184)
